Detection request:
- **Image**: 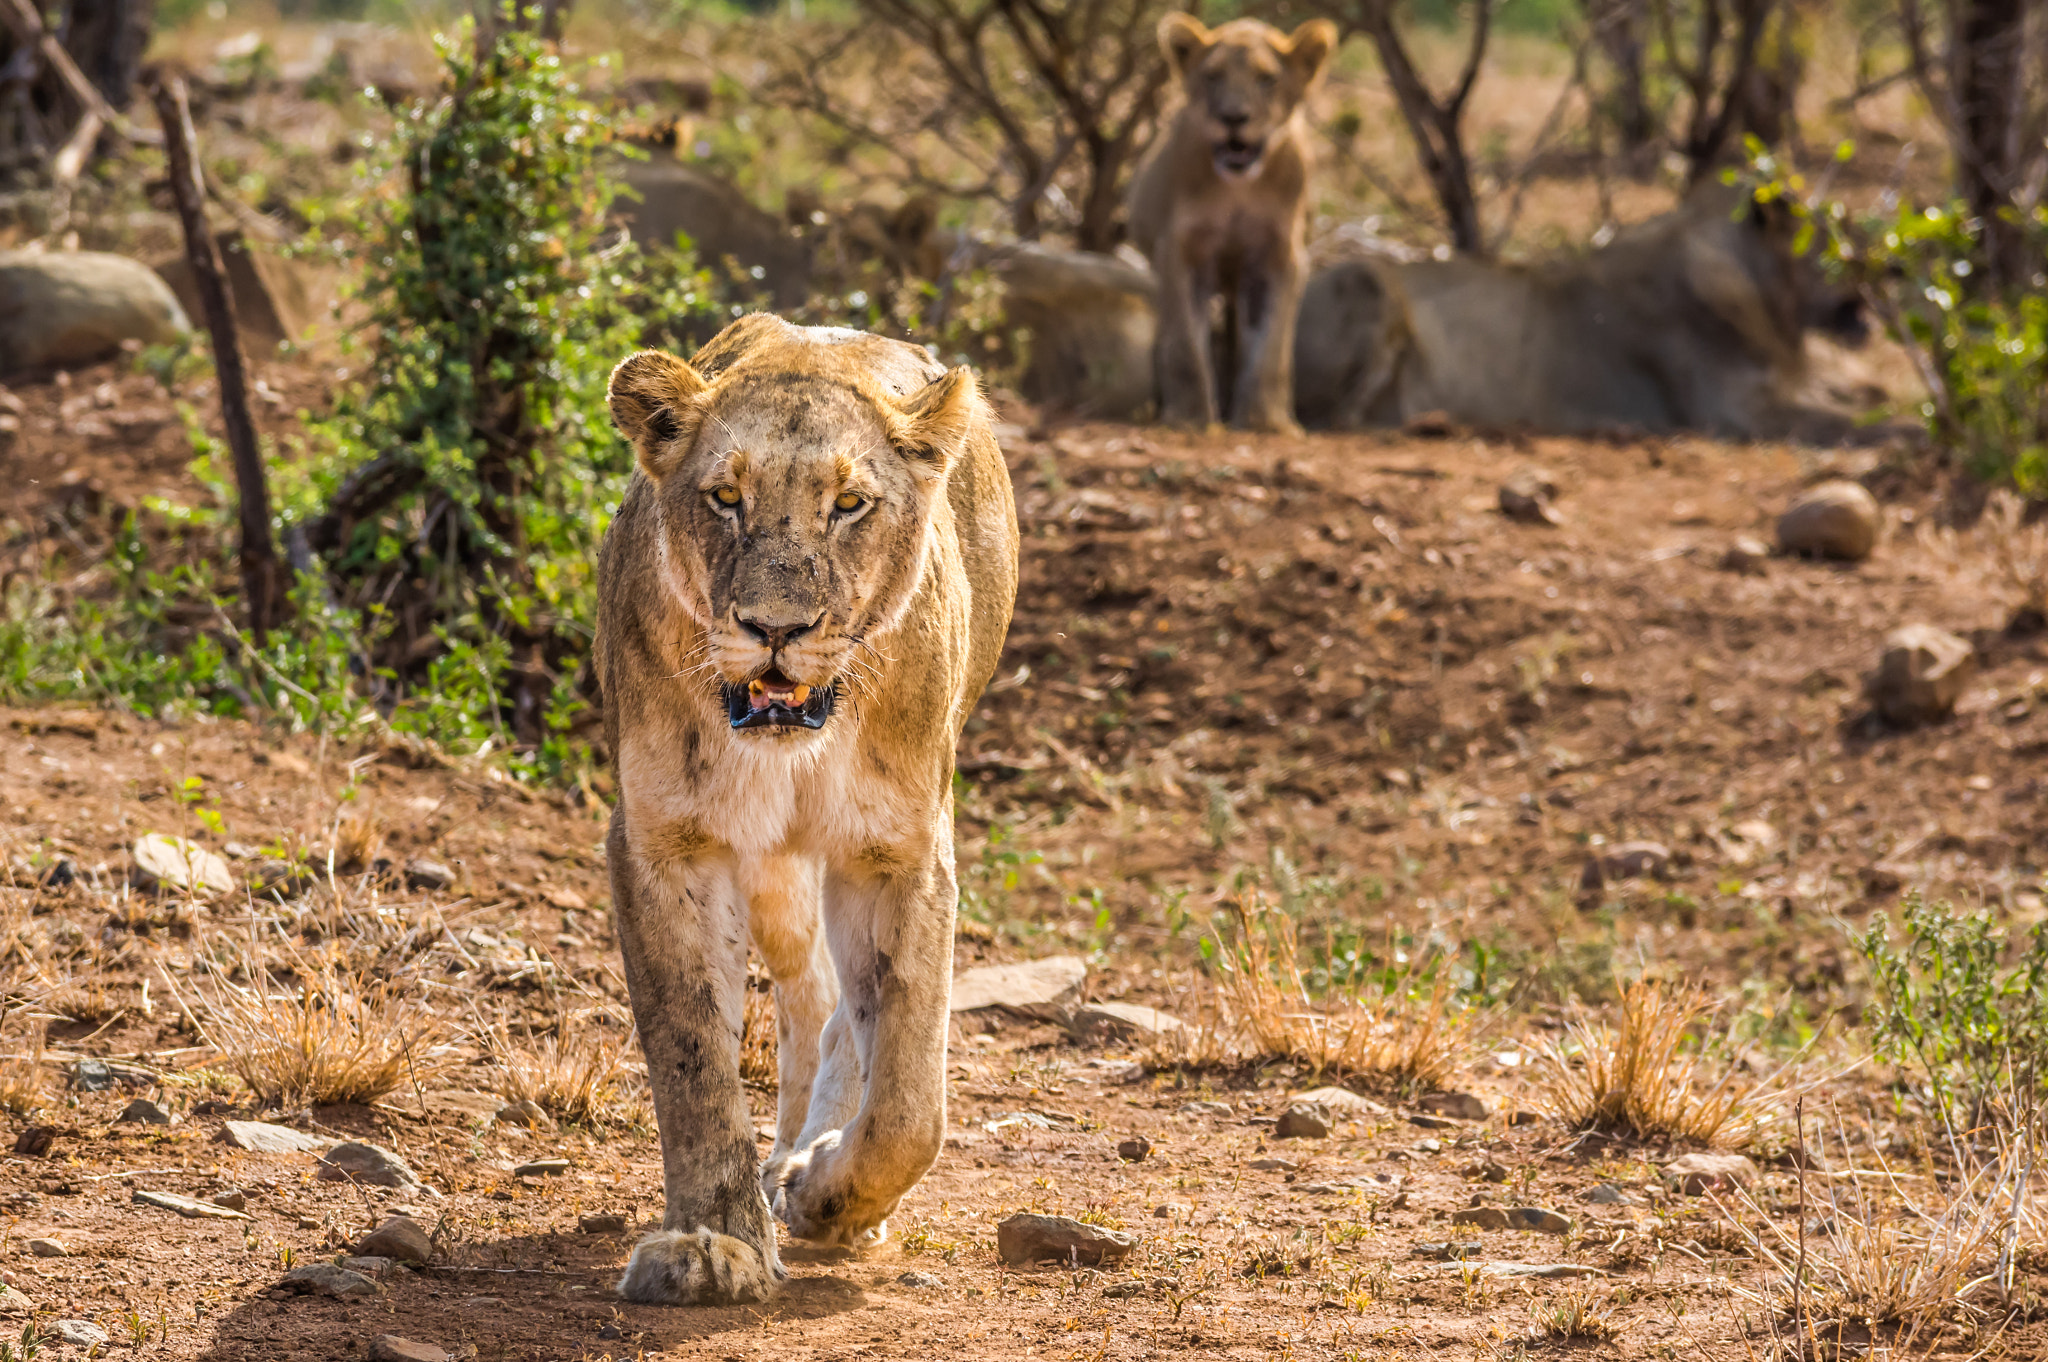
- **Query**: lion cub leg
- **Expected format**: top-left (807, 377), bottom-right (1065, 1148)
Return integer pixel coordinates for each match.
top-left (609, 821), bottom-right (783, 1305)
top-left (1233, 251), bottom-right (1305, 434)
top-left (774, 858), bottom-right (955, 1247)
top-left (1152, 244), bottom-right (1221, 427)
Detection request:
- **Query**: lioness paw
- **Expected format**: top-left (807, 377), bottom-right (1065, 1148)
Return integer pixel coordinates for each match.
top-left (773, 1137), bottom-right (892, 1247)
top-left (616, 1228), bottom-right (781, 1305)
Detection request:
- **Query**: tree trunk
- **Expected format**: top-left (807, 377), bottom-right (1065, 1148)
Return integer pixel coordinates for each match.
top-left (1952, 0), bottom-right (2028, 286)
top-left (1583, 0), bottom-right (1654, 154)
top-left (0, 0), bottom-right (152, 180)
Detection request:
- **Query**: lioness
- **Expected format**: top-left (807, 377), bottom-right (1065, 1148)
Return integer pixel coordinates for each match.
top-left (598, 314), bottom-right (1018, 1304)
top-left (1127, 13), bottom-right (1337, 432)
top-left (1294, 186), bottom-right (1868, 440)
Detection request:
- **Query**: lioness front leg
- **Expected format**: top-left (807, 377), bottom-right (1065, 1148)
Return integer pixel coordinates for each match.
top-left (609, 819), bottom-right (784, 1305)
top-left (775, 856), bottom-right (954, 1246)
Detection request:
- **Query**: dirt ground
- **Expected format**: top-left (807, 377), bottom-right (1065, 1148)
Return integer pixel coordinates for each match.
top-left (3, 347), bottom-right (2048, 1359)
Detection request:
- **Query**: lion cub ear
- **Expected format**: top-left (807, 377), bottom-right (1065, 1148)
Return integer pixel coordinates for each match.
top-left (608, 350), bottom-right (710, 480)
top-left (1159, 13), bottom-right (1213, 79)
top-left (888, 366), bottom-right (982, 475)
top-left (1283, 19), bottom-right (1338, 87)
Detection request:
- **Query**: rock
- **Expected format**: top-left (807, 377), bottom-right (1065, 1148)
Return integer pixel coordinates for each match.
top-left (213, 1190), bottom-right (248, 1212)
top-left (403, 857), bottom-right (456, 892)
top-left (1247, 1157), bottom-right (1298, 1172)
top-left (14, 1126), bottom-right (56, 1157)
top-left (132, 834), bottom-right (234, 896)
top-left (1102, 1279), bottom-right (1151, 1299)
top-left (25, 1237), bottom-right (67, 1258)
top-left (0, 250), bottom-right (190, 371)
top-left (282, 1262), bottom-right (379, 1299)
top-left (133, 1189), bottom-right (251, 1221)
top-left (1869, 624), bottom-right (1975, 726)
top-left (1505, 1207), bottom-right (1572, 1235)
top-left (949, 957), bottom-right (1087, 1021)
top-left (117, 1098), bottom-right (173, 1125)
top-left (0, 1286), bottom-right (30, 1316)
top-left (1601, 841), bottom-right (1672, 881)
top-left (53, 1319), bottom-right (107, 1347)
top-left (1412, 1241), bottom-right (1482, 1260)
top-left (578, 1213), bottom-right (628, 1234)
top-left (1416, 1092), bottom-right (1489, 1121)
top-left (1408, 1113), bottom-right (1457, 1130)
top-left (297, 1215), bottom-right (320, 1230)
top-left (1152, 1203), bottom-right (1187, 1218)
top-left (1777, 479), bottom-right (1880, 561)
top-left (368, 1335), bottom-right (446, 1362)
top-left (1293, 1086), bottom-right (1388, 1116)
top-left (220, 1121), bottom-right (329, 1155)
top-left (342, 1256), bottom-right (395, 1278)
top-left (495, 1100), bottom-right (553, 1131)
top-left (1116, 1135), bottom-right (1151, 1164)
top-left (1179, 1100), bottom-right (1232, 1117)
top-left (1499, 467), bottom-right (1562, 524)
top-left (1068, 1002), bottom-right (1183, 1042)
top-left (1720, 535), bottom-right (1771, 574)
top-left (512, 1158), bottom-right (569, 1177)
top-left (1430, 1261), bottom-right (1608, 1279)
top-left (318, 1142), bottom-right (419, 1189)
top-left (897, 1270), bottom-right (941, 1288)
top-left (152, 230), bottom-right (326, 352)
top-left (995, 1213), bottom-right (1137, 1268)
top-left (1463, 1160), bottom-right (1509, 1183)
top-left (355, 1215), bottom-right (432, 1264)
top-left (1665, 1151), bottom-right (1758, 1195)
top-left (1274, 1103), bottom-right (1332, 1139)
top-left (1585, 1184), bottom-right (1637, 1205)
top-left (70, 1059), bottom-right (115, 1092)
top-left (1451, 1206), bottom-right (1510, 1231)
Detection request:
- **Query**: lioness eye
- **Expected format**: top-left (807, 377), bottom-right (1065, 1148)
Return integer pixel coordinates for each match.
top-left (711, 486), bottom-right (741, 508)
top-left (833, 491), bottom-right (865, 513)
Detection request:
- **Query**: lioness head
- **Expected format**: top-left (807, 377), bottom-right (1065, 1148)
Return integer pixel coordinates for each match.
top-left (1160, 14), bottom-right (1336, 179)
top-left (607, 319), bottom-right (982, 737)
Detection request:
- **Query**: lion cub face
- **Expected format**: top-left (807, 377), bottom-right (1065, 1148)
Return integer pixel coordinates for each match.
top-left (1161, 15), bottom-right (1336, 180)
top-left (608, 346), bottom-right (979, 737)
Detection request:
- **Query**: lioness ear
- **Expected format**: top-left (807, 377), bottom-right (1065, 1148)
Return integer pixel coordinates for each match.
top-left (888, 366), bottom-right (982, 474)
top-left (1159, 13), bottom-right (1213, 79)
top-left (1283, 19), bottom-right (1338, 86)
top-left (608, 350), bottom-right (709, 480)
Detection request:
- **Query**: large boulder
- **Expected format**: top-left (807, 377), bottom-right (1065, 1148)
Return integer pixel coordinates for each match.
top-left (0, 250), bottom-right (190, 371)
top-left (1777, 480), bottom-right (1881, 561)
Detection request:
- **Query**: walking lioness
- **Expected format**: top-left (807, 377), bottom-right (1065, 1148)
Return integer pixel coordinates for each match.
top-left (597, 314), bottom-right (1018, 1304)
top-left (1128, 13), bottom-right (1337, 432)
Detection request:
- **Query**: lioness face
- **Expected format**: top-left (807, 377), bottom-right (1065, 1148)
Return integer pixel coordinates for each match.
top-left (1161, 15), bottom-right (1336, 180)
top-left (608, 349), bottom-right (979, 737)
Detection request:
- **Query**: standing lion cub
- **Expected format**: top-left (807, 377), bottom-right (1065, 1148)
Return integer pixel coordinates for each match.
top-left (597, 314), bottom-right (1017, 1304)
top-left (1128, 12), bottom-right (1337, 433)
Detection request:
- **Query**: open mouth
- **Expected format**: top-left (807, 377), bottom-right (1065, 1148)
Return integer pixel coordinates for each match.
top-left (1214, 137), bottom-right (1265, 175)
top-left (725, 669), bottom-right (836, 731)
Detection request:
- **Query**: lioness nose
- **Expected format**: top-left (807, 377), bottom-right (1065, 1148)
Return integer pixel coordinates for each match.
top-left (736, 613), bottom-right (821, 651)
top-left (1219, 110), bottom-right (1249, 129)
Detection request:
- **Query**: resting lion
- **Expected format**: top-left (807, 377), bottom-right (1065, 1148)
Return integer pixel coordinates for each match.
top-left (597, 314), bottom-right (1019, 1304)
top-left (1127, 13), bottom-right (1336, 432)
top-left (1294, 186), bottom-right (1868, 440)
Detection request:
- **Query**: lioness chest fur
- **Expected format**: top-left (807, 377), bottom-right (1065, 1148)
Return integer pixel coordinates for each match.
top-left (1127, 13), bottom-right (1336, 433)
top-left (596, 314), bottom-right (1018, 1305)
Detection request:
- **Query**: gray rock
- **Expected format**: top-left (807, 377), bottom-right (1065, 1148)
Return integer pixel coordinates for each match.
top-left (1416, 1092), bottom-right (1489, 1121)
top-left (283, 1262), bottom-right (379, 1299)
top-left (1505, 1207), bottom-right (1572, 1235)
top-left (896, 1270), bottom-right (941, 1288)
top-left (1292, 1086), bottom-right (1387, 1116)
top-left (1179, 1100), bottom-right (1232, 1117)
top-left (1412, 1241), bottom-right (1482, 1260)
top-left (133, 1189), bottom-right (251, 1221)
top-left (0, 1286), bottom-right (30, 1316)
top-left (368, 1337), bottom-right (446, 1362)
top-left (1499, 467), bottom-right (1562, 524)
top-left (132, 833), bottom-right (234, 895)
top-left (996, 1213), bottom-right (1138, 1267)
top-left (1451, 1206), bottom-right (1510, 1231)
top-left (1247, 1157), bottom-right (1298, 1172)
top-left (1778, 479), bottom-right (1880, 561)
top-left (1870, 624), bottom-right (1975, 726)
top-left (579, 1213), bottom-right (628, 1234)
top-left (1585, 1184), bottom-right (1637, 1205)
top-left (0, 250), bottom-right (190, 371)
top-left (495, 1099), bottom-right (552, 1131)
top-left (402, 857), bottom-right (456, 892)
top-left (317, 1142), bottom-right (419, 1189)
top-left (117, 1098), bottom-right (173, 1125)
top-left (340, 1255), bottom-right (395, 1278)
top-left (213, 1190), bottom-right (248, 1212)
top-left (220, 1120), bottom-right (329, 1155)
top-left (52, 1319), bottom-right (107, 1347)
top-left (70, 1059), bottom-right (115, 1092)
top-left (25, 1237), bottom-right (66, 1258)
top-left (1665, 1151), bottom-right (1758, 1195)
top-left (1274, 1102), bottom-right (1332, 1139)
top-left (949, 957), bottom-right (1087, 1021)
top-left (1068, 1001), bottom-right (1183, 1042)
top-left (1720, 535), bottom-right (1772, 574)
top-left (512, 1158), bottom-right (569, 1178)
top-left (355, 1215), bottom-right (432, 1264)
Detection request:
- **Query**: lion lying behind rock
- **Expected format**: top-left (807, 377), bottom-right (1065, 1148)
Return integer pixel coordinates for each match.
top-left (1294, 186), bottom-right (1874, 442)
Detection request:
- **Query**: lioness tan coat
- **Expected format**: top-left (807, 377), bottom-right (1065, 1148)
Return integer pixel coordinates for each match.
top-left (597, 315), bottom-right (1017, 1304)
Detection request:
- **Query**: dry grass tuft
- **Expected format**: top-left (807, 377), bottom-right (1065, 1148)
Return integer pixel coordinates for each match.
top-left (1532, 1288), bottom-right (1621, 1341)
top-left (1984, 489), bottom-right (2048, 621)
top-left (1145, 896), bottom-right (1483, 1090)
top-left (1533, 977), bottom-right (1820, 1149)
top-left (480, 1009), bottom-right (646, 1127)
top-left (0, 1022), bottom-right (48, 1115)
top-left (169, 951), bottom-right (458, 1108)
